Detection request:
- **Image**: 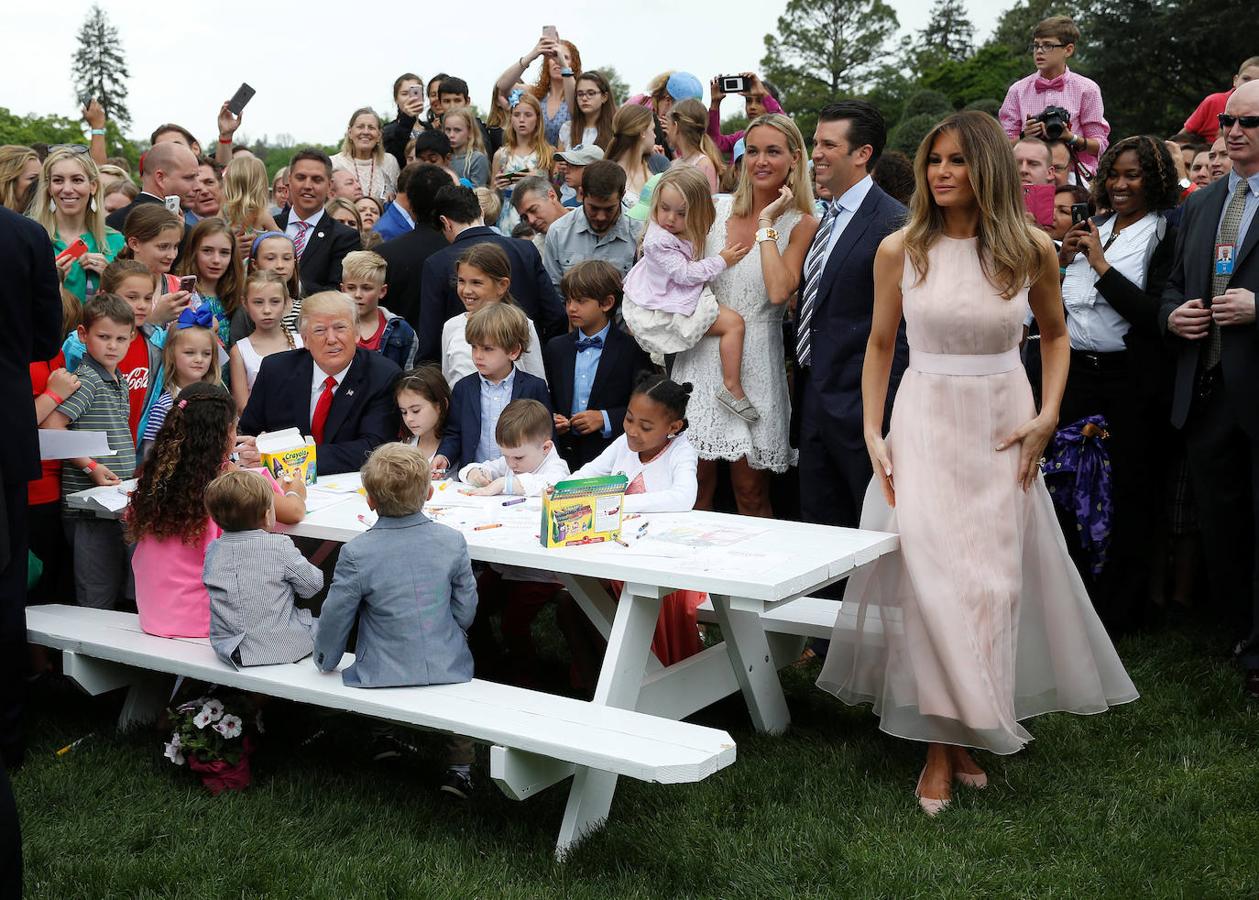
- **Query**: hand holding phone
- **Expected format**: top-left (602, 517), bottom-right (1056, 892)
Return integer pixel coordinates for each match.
top-left (1071, 202), bottom-right (1090, 226)
top-left (178, 275), bottom-right (198, 293)
top-left (227, 83), bottom-right (256, 117)
top-left (164, 195), bottom-right (182, 214)
top-left (56, 238), bottom-right (89, 263)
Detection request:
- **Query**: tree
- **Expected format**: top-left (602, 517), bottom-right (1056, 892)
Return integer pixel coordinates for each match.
top-left (761, 0), bottom-right (900, 139)
top-left (0, 108), bottom-right (84, 148)
top-left (71, 4), bottom-right (131, 132)
top-left (911, 0), bottom-right (977, 74)
top-left (917, 44), bottom-right (1027, 109)
top-left (595, 67), bottom-right (631, 106)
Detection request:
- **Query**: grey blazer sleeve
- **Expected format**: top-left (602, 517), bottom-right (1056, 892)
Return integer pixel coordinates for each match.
top-left (312, 544), bottom-right (363, 672)
top-left (448, 538), bottom-right (478, 632)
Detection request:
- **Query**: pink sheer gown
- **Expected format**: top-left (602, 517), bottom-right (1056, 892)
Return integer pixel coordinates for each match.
top-left (817, 235), bottom-right (1138, 754)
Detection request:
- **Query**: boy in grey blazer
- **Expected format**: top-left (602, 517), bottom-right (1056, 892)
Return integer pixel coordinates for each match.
top-left (313, 443), bottom-right (479, 797)
top-left (204, 471), bottom-right (323, 668)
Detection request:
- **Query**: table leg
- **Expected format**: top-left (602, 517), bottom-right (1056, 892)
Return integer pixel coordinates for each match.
top-left (708, 593), bottom-right (791, 735)
top-left (555, 582), bottom-right (665, 859)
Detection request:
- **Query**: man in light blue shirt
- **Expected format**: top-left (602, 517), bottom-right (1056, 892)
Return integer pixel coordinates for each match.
top-left (542, 161), bottom-right (642, 288)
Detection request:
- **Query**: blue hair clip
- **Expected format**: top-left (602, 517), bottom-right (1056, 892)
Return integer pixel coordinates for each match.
top-left (508, 88), bottom-right (525, 109)
top-left (250, 230), bottom-right (290, 259)
top-left (177, 306), bottom-right (215, 330)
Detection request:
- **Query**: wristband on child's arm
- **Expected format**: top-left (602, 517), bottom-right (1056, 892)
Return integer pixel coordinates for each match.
top-left (81, 460), bottom-right (98, 475)
top-left (44, 390), bottom-right (64, 406)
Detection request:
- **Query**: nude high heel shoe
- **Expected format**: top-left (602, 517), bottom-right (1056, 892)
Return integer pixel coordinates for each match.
top-left (915, 766), bottom-right (951, 816)
top-left (954, 769), bottom-right (988, 789)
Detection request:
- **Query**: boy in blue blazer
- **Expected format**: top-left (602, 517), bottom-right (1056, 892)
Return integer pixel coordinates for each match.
top-left (314, 442), bottom-right (480, 797)
top-left (432, 303), bottom-right (551, 477)
top-left (543, 260), bottom-right (653, 468)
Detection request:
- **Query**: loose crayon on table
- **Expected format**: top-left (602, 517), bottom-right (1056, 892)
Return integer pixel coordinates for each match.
top-left (502, 497), bottom-right (526, 506)
top-left (474, 523), bottom-right (503, 531)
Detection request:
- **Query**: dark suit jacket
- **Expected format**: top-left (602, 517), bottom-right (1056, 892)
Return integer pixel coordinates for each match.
top-left (377, 224), bottom-right (448, 332)
top-left (798, 182), bottom-right (908, 450)
top-left (239, 347), bottom-right (401, 475)
top-left (436, 369), bottom-right (552, 471)
top-left (105, 191), bottom-right (163, 231)
top-left (275, 209), bottom-right (362, 297)
top-left (0, 208), bottom-right (62, 483)
top-left (1159, 175), bottom-right (1259, 437)
top-left (417, 227), bottom-right (565, 362)
top-left (543, 327), bottom-right (653, 467)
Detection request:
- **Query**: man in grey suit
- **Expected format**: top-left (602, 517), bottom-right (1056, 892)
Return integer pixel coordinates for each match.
top-left (313, 444), bottom-right (479, 797)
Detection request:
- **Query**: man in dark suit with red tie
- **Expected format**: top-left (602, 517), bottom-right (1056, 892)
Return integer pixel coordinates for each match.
top-left (236, 292), bottom-right (399, 475)
top-left (1159, 81), bottom-right (1259, 696)
top-left (274, 148), bottom-right (361, 296)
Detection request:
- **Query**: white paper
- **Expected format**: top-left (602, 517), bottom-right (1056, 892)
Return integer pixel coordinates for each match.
top-left (88, 480), bottom-right (137, 513)
top-left (303, 487), bottom-right (355, 513)
top-left (316, 473), bottom-right (364, 494)
top-left (39, 430), bottom-right (116, 460)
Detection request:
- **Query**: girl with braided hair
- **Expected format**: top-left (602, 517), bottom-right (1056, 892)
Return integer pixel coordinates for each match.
top-left (127, 383), bottom-right (306, 638)
top-left (1055, 133), bottom-right (1181, 633)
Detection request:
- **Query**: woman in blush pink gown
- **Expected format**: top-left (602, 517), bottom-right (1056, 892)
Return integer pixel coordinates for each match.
top-left (817, 112), bottom-right (1138, 815)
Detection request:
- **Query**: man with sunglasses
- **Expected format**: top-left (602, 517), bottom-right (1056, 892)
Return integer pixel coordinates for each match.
top-left (998, 15), bottom-right (1108, 174)
top-left (1161, 80), bottom-right (1259, 698)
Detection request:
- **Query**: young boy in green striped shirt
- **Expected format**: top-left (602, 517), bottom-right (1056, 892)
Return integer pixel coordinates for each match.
top-left (42, 294), bottom-right (138, 610)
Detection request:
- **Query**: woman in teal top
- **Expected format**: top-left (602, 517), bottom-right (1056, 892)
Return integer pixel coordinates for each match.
top-left (29, 148), bottom-right (125, 302)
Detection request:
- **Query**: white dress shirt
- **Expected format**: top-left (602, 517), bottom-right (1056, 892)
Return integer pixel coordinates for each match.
top-left (309, 362), bottom-right (350, 424)
top-left (821, 175), bottom-right (875, 265)
top-left (1061, 212), bottom-right (1159, 352)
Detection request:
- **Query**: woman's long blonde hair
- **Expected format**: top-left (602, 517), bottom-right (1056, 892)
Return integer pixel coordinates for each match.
top-left (338, 107), bottom-right (385, 164)
top-left (669, 99), bottom-right (725, 180)
top-left (31, 149), bottom-right (109, 249)
top-left (731, 115), bottom-right (814, 219)
top-left (503, 93), bottom-right (554, 175)
top-left (904, 111), bottom-right (1045, 300)
top-left (0, 145), bottom-right (38, 212)
top-left (221, 155), bottom-right (271, 231)
top-left (645, 167), bottom-right (716, 261)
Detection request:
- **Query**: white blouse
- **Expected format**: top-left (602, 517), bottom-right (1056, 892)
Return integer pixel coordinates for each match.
top-left (572, 434), bottom-right (699, 513)
top-left (1061, 212), bottom-right (1159, 352)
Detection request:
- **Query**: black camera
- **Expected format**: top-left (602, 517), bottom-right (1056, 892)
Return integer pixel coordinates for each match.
top-left (1035, 105), bottom-right (1071, 141)
top-left (719, 75), bottom-right (749, 94)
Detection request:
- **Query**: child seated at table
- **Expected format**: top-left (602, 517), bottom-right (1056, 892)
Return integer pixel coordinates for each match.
top-left (431, 303), bottom-right (551, 478)
top-left (313, 442), bottom-right (480, 798)
top-left (459, 399), bottom-right (569, 686)
top-left (128, 383), bottom-right (307, 638)
top-left (203, 469), bottom-right (323, 667)
top-left (559, 374), bottom-right (704, 689)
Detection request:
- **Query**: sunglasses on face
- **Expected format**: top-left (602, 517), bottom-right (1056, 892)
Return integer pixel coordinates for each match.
top-left (49, 144), bottom-right (90, 154)
top-left (1219, 114), bottom-right (1259, 129)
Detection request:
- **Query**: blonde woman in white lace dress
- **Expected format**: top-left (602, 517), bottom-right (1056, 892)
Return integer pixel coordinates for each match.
top-left (671, 114), bottom-right (819, 516)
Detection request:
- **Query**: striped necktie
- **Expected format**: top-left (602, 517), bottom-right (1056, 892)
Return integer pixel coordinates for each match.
top-left (1202, 178), bottom-right (1250, 371)
top-left (292, 220), bottom-right (311, 258)
top-left (796, 201), bottom-right (840, 368)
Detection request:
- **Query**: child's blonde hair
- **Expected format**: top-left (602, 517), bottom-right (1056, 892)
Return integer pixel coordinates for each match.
top-left (244, 269), bottom-right (296, 348)
top-left (669, 99), bottom-right (725, 181)
top-left (204, 469), bottom-right (273, 532)
top-left (101, 258), bottom-right (157, 295)
top-left (504, 93), bottom-right (554, 175)
top-left (221, 156), bottom-right (271, 232)
top-left (341, 250), bottom-right (387, 285)
top-left (161, 323), bottom-right (223, 394)
top-left (465, 303), bottom-right (529, 356)
top-left (444, 106), bottom-right (486, 156)
top-left (648, 167), bottom-right (716, 261)
top-left (361, 443), bottom-right (431, 517)
top-left (474, 187), bottom-right (502, 225)
top-left (495, 399), bottom-right (552, 448)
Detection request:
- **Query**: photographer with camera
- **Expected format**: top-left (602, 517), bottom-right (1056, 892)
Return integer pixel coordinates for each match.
top-left (707, 73), bottom-right (783, 159)
top-left (999, 16), bottom-right (1108, 174)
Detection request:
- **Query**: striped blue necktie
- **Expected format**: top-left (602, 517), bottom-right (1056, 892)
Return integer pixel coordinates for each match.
top-left (796, 200), bottom-right (840, 368)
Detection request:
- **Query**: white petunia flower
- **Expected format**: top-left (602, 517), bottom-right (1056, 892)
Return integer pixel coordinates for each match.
top-left (193, 708), bottom-right (213, 729)
top-left (203, 699), bottom-right (225, 721)
top-left (164, 736), bottom-right (185, 766)
top-left (214, 714), bottom-right (243, 739)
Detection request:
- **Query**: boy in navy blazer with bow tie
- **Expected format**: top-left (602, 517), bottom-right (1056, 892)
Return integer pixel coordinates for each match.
top-left (543, 261), bottom-right (653, 468)
top-left (432, 303), bottom-right (551, 476)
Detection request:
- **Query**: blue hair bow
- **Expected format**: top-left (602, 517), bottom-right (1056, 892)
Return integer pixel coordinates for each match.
top-left (508, 88), bottom-right (525, 109)
top-left (177, 306), bottom-right (215, 330)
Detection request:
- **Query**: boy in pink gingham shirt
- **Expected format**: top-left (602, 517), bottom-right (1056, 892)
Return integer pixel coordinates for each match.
top-left (999, 15), bottom-right (1109, 174)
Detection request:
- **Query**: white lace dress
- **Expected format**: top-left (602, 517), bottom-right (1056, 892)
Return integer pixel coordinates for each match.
top-left (671, 195), bottom-right (801, 472)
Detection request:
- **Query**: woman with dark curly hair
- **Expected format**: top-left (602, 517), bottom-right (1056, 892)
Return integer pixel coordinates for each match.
top-left (127, 383), bottom-right (306, 638)
top-left (1056, 134), bottom-right (1181, 634)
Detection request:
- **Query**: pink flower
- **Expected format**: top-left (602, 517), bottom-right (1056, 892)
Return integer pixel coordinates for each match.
top-left (203, 699), bottom-right (225, 721)
top-left (214, 714), bottom-right (243, 739)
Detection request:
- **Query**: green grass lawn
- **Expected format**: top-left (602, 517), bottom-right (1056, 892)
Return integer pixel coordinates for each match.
top-left (16, 618), bottom-right (1259, 899)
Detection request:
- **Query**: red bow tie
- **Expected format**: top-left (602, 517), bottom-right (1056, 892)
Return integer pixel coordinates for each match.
top-left (1035, 75), bottom-right (1066, 93)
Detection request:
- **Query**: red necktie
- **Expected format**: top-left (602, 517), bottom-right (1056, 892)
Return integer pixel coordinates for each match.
top-left (311, 376), bottom-right (336, 444)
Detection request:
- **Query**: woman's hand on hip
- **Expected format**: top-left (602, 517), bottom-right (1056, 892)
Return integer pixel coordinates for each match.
top-left (996, 413), bottom-right (1056, 492)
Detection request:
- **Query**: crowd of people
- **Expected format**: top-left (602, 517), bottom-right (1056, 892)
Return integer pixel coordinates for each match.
top-left (3, 15), bottom-right (1259, 824)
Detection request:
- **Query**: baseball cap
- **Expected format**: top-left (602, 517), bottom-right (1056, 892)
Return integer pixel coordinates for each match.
top-left (733, 138), bottom-right (746, 163)
top-left (555, 144), bottom-right (605, 166)
top-left (665, 72), bottom-right (703, 102)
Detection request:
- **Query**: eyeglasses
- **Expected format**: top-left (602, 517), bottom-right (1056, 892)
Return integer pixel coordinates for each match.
top-left (49, 144), bottom-right (90, 155)
top-left (1219, 113), bottom-right (1259, 129)
top-left (575, 90), bottom-right (602, 99)
top-left (1029, 42), bottom-right (1066, 52)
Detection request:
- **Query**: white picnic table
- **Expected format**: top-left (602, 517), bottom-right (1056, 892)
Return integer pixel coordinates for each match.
top-left (64, 474), bottom-right (899, 853)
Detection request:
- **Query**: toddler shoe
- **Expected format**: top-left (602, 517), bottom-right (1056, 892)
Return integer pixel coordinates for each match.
top-left (440, 767), bottom-right (474, 799)
top-left (717, 387), bottom-right (759, 423)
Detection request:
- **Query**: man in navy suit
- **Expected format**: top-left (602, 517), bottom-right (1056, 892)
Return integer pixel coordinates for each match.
top-left (543, 260), bottom-right (653, 467)
top-left (0, 207), bottom-right (62, 780)
top-left (237, 291), bottom-right (400, 475)
top-left (795, 100), bottom-right (908, 530)
top-left (274, 148), bottom-right (362, 296)
top-left (417, 185), bottom-right (565, 362)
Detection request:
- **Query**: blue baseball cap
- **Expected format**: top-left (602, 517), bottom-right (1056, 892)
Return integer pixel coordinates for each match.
top-left (666, 72), bottom-right (703, 102)
top-left (733, 138), bottom-right (746, 163)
